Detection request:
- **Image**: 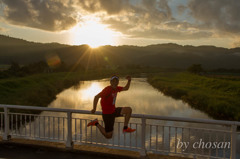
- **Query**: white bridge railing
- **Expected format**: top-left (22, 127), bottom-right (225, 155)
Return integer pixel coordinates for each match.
top-left (0, 104), bottom-right (239, 159)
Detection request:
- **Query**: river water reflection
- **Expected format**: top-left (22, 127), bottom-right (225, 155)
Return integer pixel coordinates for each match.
top-left (46, 78), bottom-right (210, 119)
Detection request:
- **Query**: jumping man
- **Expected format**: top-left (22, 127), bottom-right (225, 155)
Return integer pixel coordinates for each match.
top-left (87, 75), bottom-right (136, 139)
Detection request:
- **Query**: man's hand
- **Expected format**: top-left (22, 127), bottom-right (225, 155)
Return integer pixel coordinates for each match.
top-left (122, 76), bottom-right (131, 91)
top-left (126, 76), bottom-right (131, 81)
top-left (91, 109), bottom-right (96, 114)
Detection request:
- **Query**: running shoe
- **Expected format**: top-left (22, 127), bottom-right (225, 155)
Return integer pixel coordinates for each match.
top-left (87, 118), bottom-right (98, 127)
top-left (123, 127), bottom-right (136, 133)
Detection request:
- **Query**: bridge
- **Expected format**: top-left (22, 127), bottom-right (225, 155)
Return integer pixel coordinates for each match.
top-left (0, 104), bottom-right (239, 159)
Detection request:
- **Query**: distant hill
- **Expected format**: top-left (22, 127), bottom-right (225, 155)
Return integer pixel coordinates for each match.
top-left (0, 35), bottom-right (70, 64)
top-left (1, 34), bottom-right (240, 69)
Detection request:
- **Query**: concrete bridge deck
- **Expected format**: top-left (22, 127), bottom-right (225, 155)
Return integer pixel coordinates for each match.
top-left (0, 138), bottom-right (190, 159)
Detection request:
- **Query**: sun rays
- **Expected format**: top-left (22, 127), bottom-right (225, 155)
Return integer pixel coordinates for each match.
top-left (70, 18), bottom-right (119, 48)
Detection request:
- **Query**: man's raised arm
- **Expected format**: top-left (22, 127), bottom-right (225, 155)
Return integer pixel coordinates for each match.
top-left (122, 76), bottom-right (131, 91)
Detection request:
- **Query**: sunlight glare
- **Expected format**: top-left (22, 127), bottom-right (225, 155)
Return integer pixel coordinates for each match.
top-left (71, 19), bottom-right (118, 48)
top-left (79, 83), bottom-right (102, 101)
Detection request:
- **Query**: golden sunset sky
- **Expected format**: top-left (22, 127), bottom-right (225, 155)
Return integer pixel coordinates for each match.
top-left (0, 0), bottom-right (239, 48)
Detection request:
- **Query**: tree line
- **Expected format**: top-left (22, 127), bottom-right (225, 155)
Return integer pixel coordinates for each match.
top-left (0, 61), bottom-right (81, 79)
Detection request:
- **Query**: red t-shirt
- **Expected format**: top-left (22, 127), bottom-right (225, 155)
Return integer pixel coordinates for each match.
top-left (99, 86), bottom-right (123, 114)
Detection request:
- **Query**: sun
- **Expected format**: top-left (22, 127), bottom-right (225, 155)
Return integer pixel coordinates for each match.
top-left (70, 19), bottom-right (117, 48)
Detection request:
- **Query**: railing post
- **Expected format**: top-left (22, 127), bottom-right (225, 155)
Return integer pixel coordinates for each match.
top-left (66, 112), bottom-right (73, 148)
top-left (230, 125), bottom-right (237, 159)
top-left (140, 117), bottom-right (147, 157)
top-left (3, 107), bottom-right (10, 140)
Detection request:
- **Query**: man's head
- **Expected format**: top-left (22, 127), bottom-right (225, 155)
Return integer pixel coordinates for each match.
top-left (110, 75), bottom-right (119, 89)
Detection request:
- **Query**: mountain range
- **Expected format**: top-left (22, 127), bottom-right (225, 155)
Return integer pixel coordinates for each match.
top-left (1, 34), bottom-right (240, 69)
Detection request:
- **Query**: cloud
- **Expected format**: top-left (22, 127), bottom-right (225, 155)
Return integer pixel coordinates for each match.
top-left (0, 27), bottom-right (8, 32)
top-left (100, 0), bottom-right (213, 40)
top-left (177, 5), bottom-right (187, 15)
top-left (100, 0), bottom-right (177, 37)
top-left (1, 0), bottom-right (77, 31)
top-left (0, 0), bottom-right (196, 40)
top-left (76, 0), bottom-right (130, 15)
top-left (188, 0), bottom-right (240, 35)
top-left (1, 0), bottom-right (239, 42)
top-left (232, 40), bottom-right (240, 48)
top-left (1, 0), bottom-right (175, 33)
top-left (96, 0), bottom-right (215, 40)
top-left (128, 27), bottom-right (213, 40)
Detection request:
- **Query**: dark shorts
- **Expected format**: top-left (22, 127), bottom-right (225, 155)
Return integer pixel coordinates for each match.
top-left (102, 107), bottom-right (123, 133)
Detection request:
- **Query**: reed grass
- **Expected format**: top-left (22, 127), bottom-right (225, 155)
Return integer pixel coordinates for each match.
top-left (147, 72), bottom-right (240, 121)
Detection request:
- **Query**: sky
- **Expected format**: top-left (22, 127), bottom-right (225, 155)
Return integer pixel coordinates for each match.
top-left (0, 0), bottom-right (240, 48)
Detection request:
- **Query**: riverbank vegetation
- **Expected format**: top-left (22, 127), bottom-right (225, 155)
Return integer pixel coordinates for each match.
top-left (1, 65), bottom-right (240, 122)
top-left (0, 67), bottom-right (163, 113)
top-left (147, 72), bottom-right (240, 121)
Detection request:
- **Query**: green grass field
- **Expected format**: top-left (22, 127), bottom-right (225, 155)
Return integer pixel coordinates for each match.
top-left (147, 72), bottom-right (240, 121)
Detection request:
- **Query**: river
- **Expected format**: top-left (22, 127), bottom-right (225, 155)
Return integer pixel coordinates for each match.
top-left (46, 78), bottom-right (210, 119)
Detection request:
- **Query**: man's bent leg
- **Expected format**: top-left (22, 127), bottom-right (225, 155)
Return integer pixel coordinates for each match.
top-left (120, 107), bottom-right (132, 127)
top-left (96, 124), bottom-right (113, 139)
top-left (87, 119), bottom-right (113, 139)
top-left (101, 113), bottom-right (115, 139)
top-left (120, 107), bottom-right (135, 133)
